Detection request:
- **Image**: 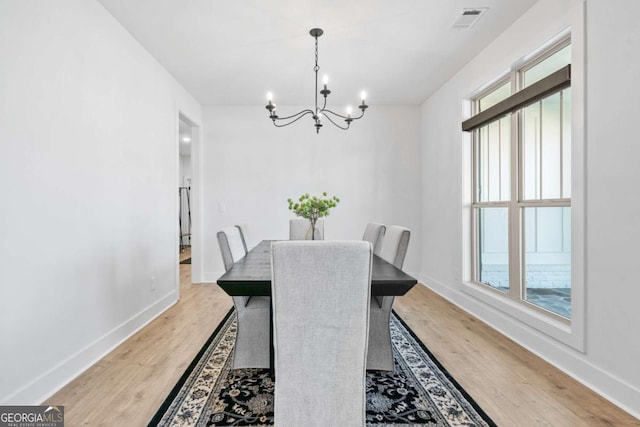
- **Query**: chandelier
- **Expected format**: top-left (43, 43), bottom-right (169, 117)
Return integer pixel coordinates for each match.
top-left (265, 28), bottom-right (368, 134)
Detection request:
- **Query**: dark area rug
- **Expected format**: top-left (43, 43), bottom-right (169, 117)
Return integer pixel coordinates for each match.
top-left (149, 309), bottom-right (496, 426)
top-left (180, 258), bottom-right (191, 265)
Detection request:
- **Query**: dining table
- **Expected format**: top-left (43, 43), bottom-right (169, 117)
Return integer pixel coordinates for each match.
top-left (217, 240), bottom-right (417, 295)
top-left (216, 239), bottom-right (418, 374)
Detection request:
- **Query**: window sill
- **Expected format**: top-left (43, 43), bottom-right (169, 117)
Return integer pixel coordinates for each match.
top-left (462, 280), bottom-right (584, 352)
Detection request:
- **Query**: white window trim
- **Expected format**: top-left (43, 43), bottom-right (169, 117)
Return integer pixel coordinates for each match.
top-left (461, 27), bottom-right (585, 351)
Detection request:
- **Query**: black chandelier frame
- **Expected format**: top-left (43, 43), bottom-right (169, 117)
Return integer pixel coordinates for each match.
top-left (265, 28), bottom-right (368, 134)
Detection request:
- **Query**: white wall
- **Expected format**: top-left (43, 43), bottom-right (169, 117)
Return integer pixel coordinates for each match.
top-left (420, 0), bottom-right (640, 418)
top-left (201, 105), bottom-right (421, 280)
top-left (0, 0), bottom-right (201, 404)
top-left (584, 0), bottom-right (640, 412)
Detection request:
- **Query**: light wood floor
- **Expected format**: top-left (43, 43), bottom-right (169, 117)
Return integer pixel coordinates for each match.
top-left (46, 249), bottom-right (639, 426)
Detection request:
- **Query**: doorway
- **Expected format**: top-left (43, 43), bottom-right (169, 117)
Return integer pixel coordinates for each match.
top-left (177, 112), bottom-right (201, 297)
top-left (178, 117), bottom-right (193, 264)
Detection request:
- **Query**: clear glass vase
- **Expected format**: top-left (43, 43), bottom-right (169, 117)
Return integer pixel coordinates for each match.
top-left (305, 219), bottom-right (321, 240)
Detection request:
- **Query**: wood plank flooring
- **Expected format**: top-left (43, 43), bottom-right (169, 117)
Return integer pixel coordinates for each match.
top-left (393, 287), bottom-right (639, 426)
top-left (45, 250), bottom-right (639, 426)
top-left (45, 248), bottom-right (233, 426)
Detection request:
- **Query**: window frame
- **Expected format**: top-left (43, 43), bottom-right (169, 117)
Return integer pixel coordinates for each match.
top-left (470, 76), bottom-right (511, 296)
top-left (469, 36), bottom-right (573, 324)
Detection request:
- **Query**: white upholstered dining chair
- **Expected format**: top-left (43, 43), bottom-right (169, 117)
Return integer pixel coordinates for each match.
top-left (289, 218), bottom-right (324, 240)
top-left (271, 241), bottom-right (372, 426)
top-left (362, 222), bottom-right (386, 255)
top-left (217, 225), bottom-right (270, 369)
top-left (367, 225), bottom-right (411, 371)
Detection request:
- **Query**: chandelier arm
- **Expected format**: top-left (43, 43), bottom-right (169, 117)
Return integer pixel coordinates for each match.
top-left (322, 113), bottom-right (350, 130)
top-left (273, 109), bottom-right (315, 121)
top-left (351, 108), bottom-right (367, 120)
top-left (322, 108), bottom-right (366, 121)
top-left (272, 111), bottom-right (314, 127)
top-left (321, 109), bottom-right (350, 120)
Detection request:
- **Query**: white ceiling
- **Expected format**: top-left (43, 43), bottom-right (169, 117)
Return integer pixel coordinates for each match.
top-left (97, 0), bottom-right (538, 106)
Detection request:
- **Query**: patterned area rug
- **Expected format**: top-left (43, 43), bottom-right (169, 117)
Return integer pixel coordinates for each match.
top-left (149, 309), bottom-right (495, 427)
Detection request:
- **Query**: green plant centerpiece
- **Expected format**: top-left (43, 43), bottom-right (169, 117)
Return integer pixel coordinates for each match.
top-left (287, 192), bottom-right (340, 240)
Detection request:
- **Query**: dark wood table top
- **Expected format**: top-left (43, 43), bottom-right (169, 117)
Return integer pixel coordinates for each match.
top-left (216, 240), bottom-right (418, 297)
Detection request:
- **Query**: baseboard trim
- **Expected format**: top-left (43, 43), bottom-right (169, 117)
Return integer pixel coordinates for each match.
top-left (201, 271), bottom-right (225, 284)
top-left (419, 274), bottom-right (640, 420)
top-left (2, 291), bottom-right (178, 405)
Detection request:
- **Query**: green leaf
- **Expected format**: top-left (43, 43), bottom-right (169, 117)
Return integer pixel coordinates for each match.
top-left (287, 192), bottom-right (340, 219)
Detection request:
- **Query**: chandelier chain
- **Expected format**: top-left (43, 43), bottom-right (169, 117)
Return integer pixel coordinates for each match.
top-left (314, 37), bottom-right (319, 72)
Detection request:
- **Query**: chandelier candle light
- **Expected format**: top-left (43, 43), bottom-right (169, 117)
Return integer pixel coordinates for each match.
top-left (265, 28), bottom-right (368, 134)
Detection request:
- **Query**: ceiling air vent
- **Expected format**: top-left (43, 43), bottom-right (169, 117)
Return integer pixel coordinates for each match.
top-left (452, 8), bottom-right (488, 29)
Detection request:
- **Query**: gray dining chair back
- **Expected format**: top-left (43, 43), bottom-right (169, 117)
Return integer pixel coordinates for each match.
top-left (289, 218), bottom-right (324, 240)
top-left (217, 226), bottom-right (270, 369)
top-left (235, 224), bottom-right (249, 254)
top-left (271, 241), bottom-right (372, 426)
top-left (217, 226), bottom-right (246, 270)
top-left (368, 225), bottom-right (411, 371)
top-left (379, 225), bottom-right (411, 269)
top-left (362, 222), bottom-right (386, 255)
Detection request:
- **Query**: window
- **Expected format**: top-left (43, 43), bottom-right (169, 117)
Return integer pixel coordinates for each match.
top-left (467, 38), bottom-right (572, 321)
